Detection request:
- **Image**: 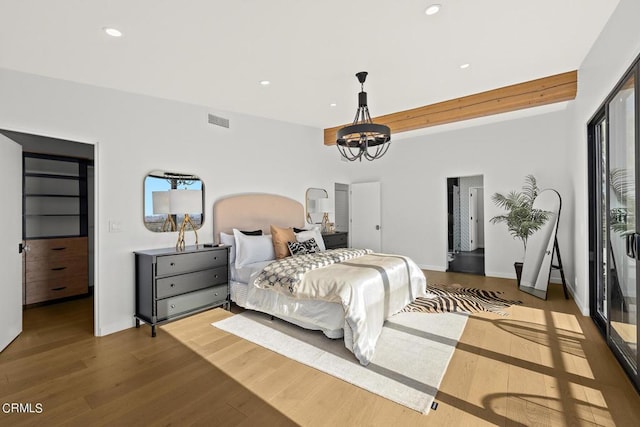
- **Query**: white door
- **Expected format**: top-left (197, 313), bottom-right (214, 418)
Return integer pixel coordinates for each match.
top-left (0, 134), bottom-right (23, 352)
top-left (350, 182), bottom-right (381, 252)
top-left (469, 188), bottom-right (478, 251)
top-left (334, 183), bottom-right (349, 232)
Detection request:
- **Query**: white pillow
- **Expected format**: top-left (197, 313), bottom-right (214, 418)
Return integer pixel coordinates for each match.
top-left (296, 227), bottom-right (326, 251)
top-left (233, 228), bottom-right (275, 268)
top-left (219, 232), bottom-right (236, 264)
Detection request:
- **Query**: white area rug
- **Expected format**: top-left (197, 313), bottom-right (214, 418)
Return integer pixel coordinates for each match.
top-left (212, 310), bottom-right (468, 413)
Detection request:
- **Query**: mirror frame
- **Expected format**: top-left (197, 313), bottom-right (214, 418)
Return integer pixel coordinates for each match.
top-left (305, 187), bottom-right (328, 224)
top-left (519, 189), bottom-right (561, 299)
top-left (143, 170), bottom-right (205, 232)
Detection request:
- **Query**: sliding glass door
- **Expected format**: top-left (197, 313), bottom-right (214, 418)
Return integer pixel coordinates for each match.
top-left (589, 62), bottom-right (639, 391)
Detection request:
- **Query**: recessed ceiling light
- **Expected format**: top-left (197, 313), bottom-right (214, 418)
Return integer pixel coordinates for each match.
top-left (425, 4), bottom-right (441, 15)
top-left (330, 103), bottom-right (337, 107)
top-left (103, 27), bottom-right (122, 37)
top-left (259, 80), bottom-right (271, 86)
top-left (460, 63), bottom-right (470, 69)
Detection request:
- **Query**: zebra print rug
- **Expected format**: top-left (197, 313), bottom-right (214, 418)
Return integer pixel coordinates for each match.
top-left (402, 283), bottom-right (522, 316)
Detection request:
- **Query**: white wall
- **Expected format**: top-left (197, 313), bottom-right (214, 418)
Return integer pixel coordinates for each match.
top-left (0, 68), bottom-right (349, 336)
top-left (345, 109), bottom-right (573, 282)
top-left (569, 0), bottom-right (640, 314)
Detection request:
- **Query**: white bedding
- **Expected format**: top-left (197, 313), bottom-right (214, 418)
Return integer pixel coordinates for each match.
top-left (229, 262), bottom-right (345, 339)
top-left (230, 260), bottom-right (272, 284)
top-left (252, 252), bottom-right (427, 365)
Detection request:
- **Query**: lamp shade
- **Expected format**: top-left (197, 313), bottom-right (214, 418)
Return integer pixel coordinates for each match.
top-left (168, 189), bottom-right (201, 214)
top-left (152, 191), bottom-right (171, 214)
top-left (316, 198), bottom-right (333, 213)
top-left (308, 199), bottom-right (319, 213)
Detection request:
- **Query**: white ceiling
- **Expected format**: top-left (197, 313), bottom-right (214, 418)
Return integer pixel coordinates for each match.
top-left (0, 0), bottom-right (619, 129)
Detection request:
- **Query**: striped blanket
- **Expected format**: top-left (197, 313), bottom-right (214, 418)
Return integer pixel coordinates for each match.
top-left (252, 251), bottom-right (427, 365)
top-left (253, 248), bottom-right (371, 295)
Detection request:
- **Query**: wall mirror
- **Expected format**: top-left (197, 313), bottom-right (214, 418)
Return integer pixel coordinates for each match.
top-left (143, 170), bottom-right (204, 232)
top-left (520, 189), bottom-right (562, 299)
top-left (305, 187), bottom-right (328, 224)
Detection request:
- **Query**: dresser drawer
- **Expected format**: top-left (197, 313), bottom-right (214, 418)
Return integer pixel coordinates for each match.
top-left (27, 237), bottom-right (87, 262)
top-left (25, 274), bottom-right (88, 304)
top-left (156, 250), bottom-right (228, 276)
top-left (25, 255), bottom-right (87, 283)
top-left (156, 266), bottom-right (227, 299)
top-left (156, 285), bottom-right (228, 320)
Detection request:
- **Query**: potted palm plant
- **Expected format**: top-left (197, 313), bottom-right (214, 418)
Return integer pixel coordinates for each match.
top-left (490, 175), bottom-right (550, 285)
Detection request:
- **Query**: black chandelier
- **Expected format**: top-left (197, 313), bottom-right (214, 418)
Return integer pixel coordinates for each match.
top-left (336, 71), bottom-right (391, 161)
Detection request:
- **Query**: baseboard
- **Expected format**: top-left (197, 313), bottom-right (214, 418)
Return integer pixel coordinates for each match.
top-left (419, 264), bottom-right (446, 272)
top-left (485, 271), bottom-right (516, 280)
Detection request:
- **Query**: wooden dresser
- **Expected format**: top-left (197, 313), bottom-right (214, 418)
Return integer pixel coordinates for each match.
top-left (24, 237), bottom-right (88, 304)
top-left (322, 231), bottom-right (348, 249)
top-left (134, 245), bottom-right (230, 337)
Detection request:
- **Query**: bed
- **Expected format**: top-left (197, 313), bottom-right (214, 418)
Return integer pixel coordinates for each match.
top-left (213, 193), bottom-right (427, 365)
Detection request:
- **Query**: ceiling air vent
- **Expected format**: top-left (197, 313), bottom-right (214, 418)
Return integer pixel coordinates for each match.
top-left (208, 113), bottom-right (230, 129)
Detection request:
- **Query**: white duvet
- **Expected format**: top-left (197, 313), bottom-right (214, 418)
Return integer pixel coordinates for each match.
top-left (252, 252), bottom-right (427, 365)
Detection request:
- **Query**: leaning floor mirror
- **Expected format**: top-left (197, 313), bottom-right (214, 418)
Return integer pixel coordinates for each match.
top-left (519, 189), bottom-right (562, 299)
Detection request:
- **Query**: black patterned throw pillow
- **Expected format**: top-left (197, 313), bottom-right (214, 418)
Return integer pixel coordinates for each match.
top-left (288, 238), bottom-right (321, 256)
top-left (301, 238), bottom-right (320, 253)
top-left (287, 241), bottom-right (308, 256)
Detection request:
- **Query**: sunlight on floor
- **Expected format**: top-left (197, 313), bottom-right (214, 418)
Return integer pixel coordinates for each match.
top-left (459, 305), bottom-right (615, 425)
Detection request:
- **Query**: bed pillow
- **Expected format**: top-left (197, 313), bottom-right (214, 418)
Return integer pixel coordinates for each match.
top-left (287, 241), bottom-right (306, 256)
top-left (219, 229), bottom-right (263, 264)
top-left (239, 229), bottom-right (263, 236)
top-left (302, 238), bottom-right (320, 253)
top-left (288, 238), bottom-right (321, 256)
top-left (270, 225), bottom-right (296, 259)
top-left (233, 228), bottom-right (275, 268)
top-left (296, 227), bottom-right (326, 251)
top-left (219, 232), bottom-right (236, 263)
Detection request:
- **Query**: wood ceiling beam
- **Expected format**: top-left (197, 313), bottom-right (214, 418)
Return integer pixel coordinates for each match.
top-left (323, 70), bottom-right (577, 145)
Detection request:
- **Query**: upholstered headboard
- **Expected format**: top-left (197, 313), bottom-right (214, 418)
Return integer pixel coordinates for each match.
top-left (212, 193), bottom-right (305, 243)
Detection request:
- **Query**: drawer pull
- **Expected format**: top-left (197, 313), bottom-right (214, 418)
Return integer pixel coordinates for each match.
top-left (170, 304), bottom-right (176, 309)
top-left (52, 286), bottom-right (67, 291)
top-left (170, 262), bottom-right (175, 266)
top-left (170, 283), bottom-right (175, 288)
top-left (214, 292), bottom-right (219, 296)
top-left (51, 267), bottom-right (67, 271)
top-left (51, 247), bottom-right (67, 251)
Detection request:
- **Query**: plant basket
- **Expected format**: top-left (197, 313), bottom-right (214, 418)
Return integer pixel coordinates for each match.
top-left (514, 262), bottom-right (523, 287)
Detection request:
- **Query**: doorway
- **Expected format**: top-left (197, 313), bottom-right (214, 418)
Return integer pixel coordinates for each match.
top-left (447, 175), bottom-right (485, 275)
top-left (0, 129), bottom-right (96, 337)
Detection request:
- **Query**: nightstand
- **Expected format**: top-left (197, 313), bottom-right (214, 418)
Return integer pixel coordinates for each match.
top-left (322, 231), bottom-right (348, 249)
top-left (134, 245), bottom-right (230, 337)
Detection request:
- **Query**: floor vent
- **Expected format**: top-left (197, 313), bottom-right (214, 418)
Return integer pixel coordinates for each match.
top-left (208, 114), bottom-right (230, 128)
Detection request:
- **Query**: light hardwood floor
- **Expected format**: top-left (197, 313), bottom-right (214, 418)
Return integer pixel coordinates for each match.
top-left (1, 272), bottom-right (639, 426)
